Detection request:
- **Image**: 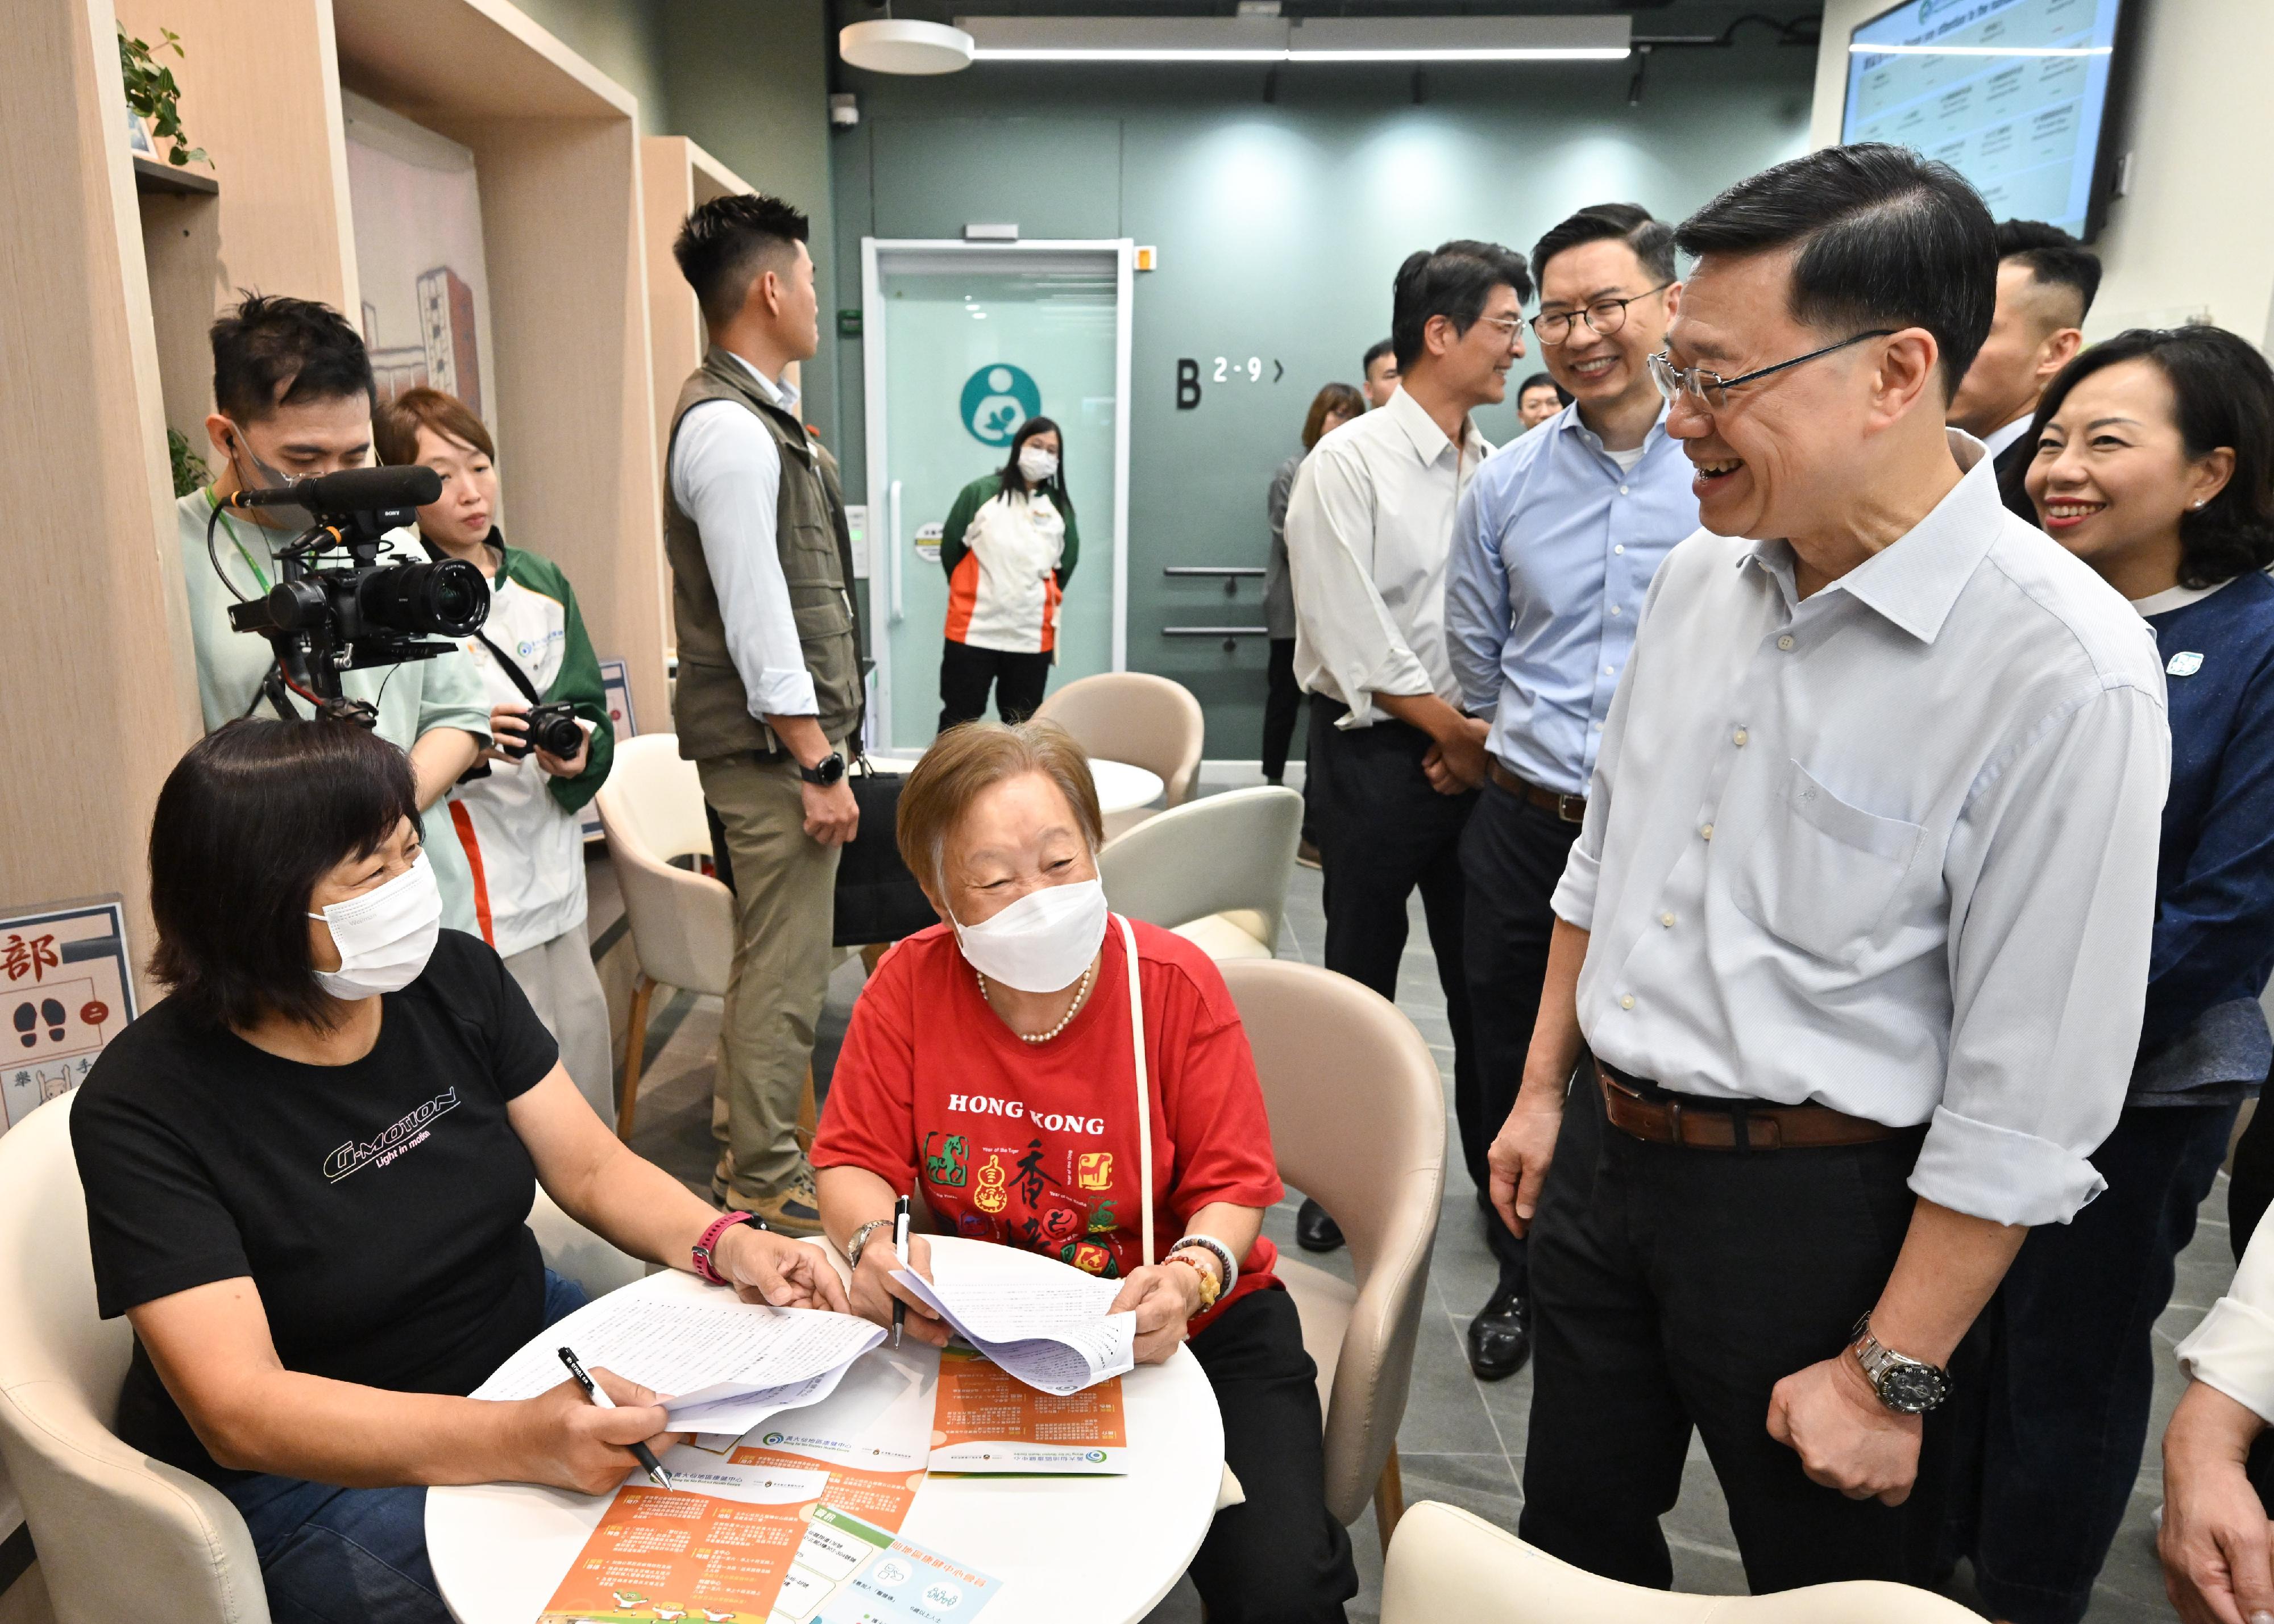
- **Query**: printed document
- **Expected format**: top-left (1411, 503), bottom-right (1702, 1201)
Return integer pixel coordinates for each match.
top-left (890, 1257), bottom-right (1134, 1396)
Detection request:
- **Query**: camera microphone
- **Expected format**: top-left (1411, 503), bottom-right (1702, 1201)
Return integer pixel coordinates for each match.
top-left (225, 466), bottom-right (442, 513)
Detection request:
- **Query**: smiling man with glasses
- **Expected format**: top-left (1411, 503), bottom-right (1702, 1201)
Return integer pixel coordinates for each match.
top-left (1443, 203), bottom-right (1697, 1385)
top-left (1484, 144), bottom-right (2171, 1593)
top-left (1284, 238), bottom-right (1532, 1261)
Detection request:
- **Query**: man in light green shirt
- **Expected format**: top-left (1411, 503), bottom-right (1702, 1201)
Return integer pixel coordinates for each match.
top-left (182, 295), bottom-right (489, 931)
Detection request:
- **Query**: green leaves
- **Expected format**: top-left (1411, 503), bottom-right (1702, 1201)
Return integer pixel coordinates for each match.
top-left (117, 23), bottom-right (209, 169)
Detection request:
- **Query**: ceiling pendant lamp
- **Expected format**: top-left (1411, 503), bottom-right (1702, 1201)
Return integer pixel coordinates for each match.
top-left (839, 15), bottom-right (977, 74)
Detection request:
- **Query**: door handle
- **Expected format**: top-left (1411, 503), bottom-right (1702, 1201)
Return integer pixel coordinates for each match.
top-left (888, 480), bottom-right (904, 625)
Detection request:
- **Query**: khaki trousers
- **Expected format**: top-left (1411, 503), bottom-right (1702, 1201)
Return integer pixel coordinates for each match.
top-left (698, 749), bottom-right (841, 1202)
top-left (501, 926), bottom-right (614, 1128)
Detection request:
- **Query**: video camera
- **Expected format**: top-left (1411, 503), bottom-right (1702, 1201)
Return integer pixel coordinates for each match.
top-left (213, 466), bottom-right (488, 729)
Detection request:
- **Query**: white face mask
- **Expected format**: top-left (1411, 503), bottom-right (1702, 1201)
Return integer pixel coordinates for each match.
top-left (1018, 446), bottom-right (1059, 486)
top-left (308, 852), bottom-right (442, 1000)
top-left (951, 877), bottom-right (1107, 994)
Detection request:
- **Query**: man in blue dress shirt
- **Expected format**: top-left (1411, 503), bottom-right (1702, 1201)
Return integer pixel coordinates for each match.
top-left (1443, 204), bottom-right (1697, 1381)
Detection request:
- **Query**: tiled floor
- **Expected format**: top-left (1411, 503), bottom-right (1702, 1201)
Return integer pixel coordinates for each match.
top-left (619, 771), bottom-right (2228, 1623)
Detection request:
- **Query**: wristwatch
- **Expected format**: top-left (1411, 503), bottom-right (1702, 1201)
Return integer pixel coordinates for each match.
top-left (1848, 1314), bottom-right (1952, 1414)
top-left (845, 1217), bottom-right (893, 1269)
top-left (692, 1210), bottom-right (765, 1286)
top-left (799, 751), bottom-right (846, 787)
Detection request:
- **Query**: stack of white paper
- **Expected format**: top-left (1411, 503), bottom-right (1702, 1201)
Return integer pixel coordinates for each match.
top-left (890, 1261), bottom-right (1134, 1395)
top-left (472, 1297), bottom-right (885, 1434)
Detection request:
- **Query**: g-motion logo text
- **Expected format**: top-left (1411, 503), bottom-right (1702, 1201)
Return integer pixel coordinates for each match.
top-left (323, 1089), bottom-right (460, 1182)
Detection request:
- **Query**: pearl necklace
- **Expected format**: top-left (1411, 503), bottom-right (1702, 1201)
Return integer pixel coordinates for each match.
top-left (978, 960), bottom-right (1095, 1044)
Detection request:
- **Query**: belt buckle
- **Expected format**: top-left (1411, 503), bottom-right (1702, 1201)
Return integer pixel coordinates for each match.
top-left (1555, 793), bottom-right (1586, 824)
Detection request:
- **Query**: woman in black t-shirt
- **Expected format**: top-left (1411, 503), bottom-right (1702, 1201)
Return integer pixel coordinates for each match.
top-left (72, 721), bottom-right (847, 1624)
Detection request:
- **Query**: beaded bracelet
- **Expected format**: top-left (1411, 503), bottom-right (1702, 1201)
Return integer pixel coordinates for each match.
top-left (1161, 1252), bottom-right (1222, 1311)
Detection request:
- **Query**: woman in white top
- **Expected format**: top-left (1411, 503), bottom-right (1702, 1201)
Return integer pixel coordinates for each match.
top-left (937, 416), bottom-right (1079, 732)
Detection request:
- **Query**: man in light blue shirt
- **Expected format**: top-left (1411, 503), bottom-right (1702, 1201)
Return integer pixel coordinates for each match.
top-left (1442, 205), bottom-right (1695, 1382)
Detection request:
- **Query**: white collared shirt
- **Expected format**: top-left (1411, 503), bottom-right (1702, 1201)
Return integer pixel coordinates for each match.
top-left (1554, 431), bottom-right (2170, 1227)
top-left (1285, 385), bottom-right (1492, 727)
top-left (2180, 1204), bottom-right (2274, 1421)
top-left (669, 352), bottom-right (817, 719)
top-left (1980, 414), bottom-right (2034, 463)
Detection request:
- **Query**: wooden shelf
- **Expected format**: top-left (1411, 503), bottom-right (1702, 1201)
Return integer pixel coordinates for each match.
top-left (130, 153), bottom-right (217, 195)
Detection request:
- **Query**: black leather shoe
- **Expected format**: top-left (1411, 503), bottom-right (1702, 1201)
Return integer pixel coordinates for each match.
top-left (1296, 1197), bottom-right (1345, 1253)
top-left (1467, 1282), bottom-right (1532, 1381)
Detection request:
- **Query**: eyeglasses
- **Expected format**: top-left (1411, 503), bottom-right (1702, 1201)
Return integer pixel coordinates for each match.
top-left (1648, 329), bottom-right (1896, 410)
top-left (1470, 314), bottom-right (1527, 348)
top-left (1530, 281), bottom-right (1675, 346)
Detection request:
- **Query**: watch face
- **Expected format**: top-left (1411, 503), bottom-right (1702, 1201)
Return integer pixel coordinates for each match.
top-left (1877, 1360), bottom-right (1951, 1414)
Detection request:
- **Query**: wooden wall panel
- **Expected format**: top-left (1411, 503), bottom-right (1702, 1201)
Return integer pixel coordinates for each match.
top-left (1, 0), bottom-right (202, 994)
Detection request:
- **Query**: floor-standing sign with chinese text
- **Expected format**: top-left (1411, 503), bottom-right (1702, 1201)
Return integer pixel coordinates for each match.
top-left (0, 898), bottom-right (135, 1138)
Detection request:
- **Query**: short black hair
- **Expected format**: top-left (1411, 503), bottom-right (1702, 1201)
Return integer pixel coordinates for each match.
top-left (1363, 338), bottom-right (1396, 374)
top-left (1517, 372), bottom-right (1567, 404)
top-left (1389, 242), bottom-right (1534, 372)
top-left (1675, 143), bottom-right (1995, 398)
top-left (674, 193), bottom-right (811, 328)
top-left (1532, 203), bottom-right (1677, 290)
top-left (148, 721), bottom-right (421, 1030)
top-left (1995, 219), bottom-right (2102, 327)
top-left (210, 293), bottom-right (375, 424)
top-left (2025, 327), bottom-right (2274, 588)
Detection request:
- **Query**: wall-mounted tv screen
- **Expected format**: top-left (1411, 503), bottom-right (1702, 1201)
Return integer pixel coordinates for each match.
top-left (1841, 0), bottom-right (2130, 240)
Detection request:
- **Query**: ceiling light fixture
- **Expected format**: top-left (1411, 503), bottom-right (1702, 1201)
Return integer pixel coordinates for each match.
top-left (956, 14), bottom-right (1631, 65)
top-left (839, 16), bottom-right (977, 74)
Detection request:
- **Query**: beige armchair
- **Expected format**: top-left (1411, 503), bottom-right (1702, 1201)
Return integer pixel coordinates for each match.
top-left (0, 1090), bottom-right (643, 1624)
top-left (1032, 672), bottom-right (1205, 835)
top-left (1218, 959), bottom-right (1443, 1551)
top-left (1097, 786), bottom-right (1304, 961)
top-left (1381, 1501), bottom-right (1981, 1623)
top-left (592, 732), bottom-right (736, 1141)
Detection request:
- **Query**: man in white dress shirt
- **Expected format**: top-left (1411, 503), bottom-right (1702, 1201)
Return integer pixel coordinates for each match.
top-left (666, 195), bottom-right (864, 1232)
top-left (1283, 239), bottom-right (1531, 1262)
top-left (1946, 220), bottom-right (2099, 524)
top-left (1486, 144), bottom-right (2169, 1590)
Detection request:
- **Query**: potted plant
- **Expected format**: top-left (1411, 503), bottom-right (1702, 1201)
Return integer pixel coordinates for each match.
top-left (117, 23), bottom-right (209, 169)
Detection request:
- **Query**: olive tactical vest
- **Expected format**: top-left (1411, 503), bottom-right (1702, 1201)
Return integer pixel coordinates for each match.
top-left (663, 348), bottom-right (865, 761)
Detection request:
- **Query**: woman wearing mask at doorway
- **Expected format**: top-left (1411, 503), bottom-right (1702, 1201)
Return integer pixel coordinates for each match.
top-left (937, 416), bottom-right (1079, 733)
top-left (375, 386), bottom-right (618, 1127)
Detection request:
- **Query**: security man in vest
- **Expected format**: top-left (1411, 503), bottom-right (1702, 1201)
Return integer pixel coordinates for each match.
top-left (667, 194), bottom-right (864, 1232)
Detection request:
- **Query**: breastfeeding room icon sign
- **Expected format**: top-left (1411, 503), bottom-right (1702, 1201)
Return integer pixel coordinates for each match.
top-left (960, 363), bottom-right (1040, 446)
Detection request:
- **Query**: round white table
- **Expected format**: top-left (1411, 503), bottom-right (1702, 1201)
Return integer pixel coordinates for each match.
top-left (868, 751), bottom-right (1164, 818)
top-left (428, 1237), bottom-right (1225, 1624)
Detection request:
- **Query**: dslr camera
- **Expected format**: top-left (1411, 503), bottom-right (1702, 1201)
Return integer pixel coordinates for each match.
top-left (214, 466), bottom-right (488, 728)
top-left (509, 701), bottom-right (586, 762)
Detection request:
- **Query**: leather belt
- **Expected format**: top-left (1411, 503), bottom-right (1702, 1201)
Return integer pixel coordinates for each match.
top-left (1595, 1061), bottom-right (1907, 1151)
top-left (1487, 761), bottom-right (1587, 823)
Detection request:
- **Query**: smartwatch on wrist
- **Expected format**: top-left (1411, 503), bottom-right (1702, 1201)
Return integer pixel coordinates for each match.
top-left (1848, 1314), bottom-right (1952, 1414)
top-left (799, 751), bottom-right (846, 787)
top-left (692, 1211), bottom-right (764, 1286)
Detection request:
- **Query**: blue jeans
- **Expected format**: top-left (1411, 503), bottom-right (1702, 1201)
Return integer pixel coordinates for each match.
top-left (223, 1269), bottom-right (588, 1624)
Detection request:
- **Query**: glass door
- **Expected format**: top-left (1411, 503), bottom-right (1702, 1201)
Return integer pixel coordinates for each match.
top-left (862, 240), bottom-right (1132, 750)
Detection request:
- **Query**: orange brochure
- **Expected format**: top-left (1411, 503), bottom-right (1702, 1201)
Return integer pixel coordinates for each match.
top-left (727, 1445), bottom-right (924, 1535)
top-left (537, 1466), bottom-right (827, 1623)
top-left (927, 1348), bottom-right (1129, 1473)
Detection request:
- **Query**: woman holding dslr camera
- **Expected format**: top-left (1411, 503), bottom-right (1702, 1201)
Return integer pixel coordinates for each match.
top-left (376, 388), bottom-right (618, 1123)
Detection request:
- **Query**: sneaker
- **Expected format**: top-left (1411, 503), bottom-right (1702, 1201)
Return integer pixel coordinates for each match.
top-left (741, 1169), bottom-right (824, 1236)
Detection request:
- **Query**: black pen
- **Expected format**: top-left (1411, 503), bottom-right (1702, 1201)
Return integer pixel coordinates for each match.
top-left (891, 1194), bottom-right (912, 1347)
top-left (557, 1345), bottom-right (675, 1492)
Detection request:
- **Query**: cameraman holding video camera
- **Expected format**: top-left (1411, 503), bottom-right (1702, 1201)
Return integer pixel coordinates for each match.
top-left (179, 294), bottom-right (492, 934)
top-left (375, 386), bottom-right (617, 1124)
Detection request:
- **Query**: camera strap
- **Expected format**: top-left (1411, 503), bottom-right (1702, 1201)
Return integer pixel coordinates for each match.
top-left (473, 626), bottom-right (546, 708)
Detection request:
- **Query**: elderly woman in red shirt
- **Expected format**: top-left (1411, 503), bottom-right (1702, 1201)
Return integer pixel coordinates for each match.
top-left (813, 721), bottom-right (1357, 1624)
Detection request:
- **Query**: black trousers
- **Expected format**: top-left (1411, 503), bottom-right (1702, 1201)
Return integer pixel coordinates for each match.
top-left (938, 641), bottom-right (1051, 733)
top-left (1455, 779), bottom-right (1580, 1293)
top-left (1522, 1073), bottom-right (1958, 1592)
top-left (1262, 637), bottom-right (1303, 783)
top-left (1302, 701), bottom-right (1478, 1144)
top-left (1956, 1099), bottom-right (2239, 1624)
top-left (1187, 1287), bottom-right (1358, 1623)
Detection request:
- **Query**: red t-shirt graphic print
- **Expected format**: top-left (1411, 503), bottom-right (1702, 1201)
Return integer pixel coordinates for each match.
top-left (814, 917), bottom-right (1283, 1329)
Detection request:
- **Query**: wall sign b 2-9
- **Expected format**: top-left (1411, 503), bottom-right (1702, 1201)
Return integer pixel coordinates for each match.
top-left (1175, 356), bottom-right (1283, 410)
